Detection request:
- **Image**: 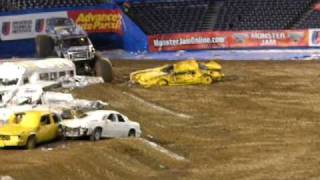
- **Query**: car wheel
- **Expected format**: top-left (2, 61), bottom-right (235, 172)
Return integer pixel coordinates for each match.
top-left (26, 136), bottom-right (36, 150)
top-left (90, 128), bottom-right (102, 141)
top-left (94, 54), bottom-right (113, 83)
top-left (57, 125), bottom-right (65, 140)
top-left (128, 129), bottom-right (136, 137)
top-left (157, 79), bottom-right (168, 86)
top-left (202, 75), bottom-right (213, 85)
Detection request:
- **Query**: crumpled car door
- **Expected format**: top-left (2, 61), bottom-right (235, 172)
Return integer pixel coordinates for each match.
top-left (102, 114), bottom-right (117, 137)
top-left (173, 71), bottom-right (197, 84)
top-left (37, 115), bottom-right (52, 142)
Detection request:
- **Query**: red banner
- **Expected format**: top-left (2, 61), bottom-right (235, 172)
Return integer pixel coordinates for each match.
top-left (314, 3), bottom-right (320, 11)
top-left (68, 10), bottom-right (122, 34)
top-left (148, 30), bottom-right (309, 52)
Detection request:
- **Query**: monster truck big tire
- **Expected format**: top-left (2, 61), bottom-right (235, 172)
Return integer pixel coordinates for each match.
top-left (94, 54), bottom-right (113, 83)
top-left (35, 35), bottom-right (55, 58)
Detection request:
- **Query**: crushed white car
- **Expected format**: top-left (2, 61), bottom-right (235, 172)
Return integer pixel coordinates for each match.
top-left (0, 58), bottom-right (75, 105)
top-left (0, 58), bottom-right (105, 106)
top-left (60, 110), bottom-right (142, 141)
top-left (60, 76), bottom-right (104, 89)
top-left (1, 84), bottom-right (108, 110)
top-left (0, 90), bottom-right (108, 127)
top-left (41, 91), bottom-right (108, 111)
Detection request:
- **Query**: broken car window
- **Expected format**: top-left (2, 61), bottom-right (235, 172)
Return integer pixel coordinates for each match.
top-left (199, 63), bottom-right (208, 70)
top-left (59, 71), bottom-right (66, 77)
top-left (40, 115), bottom-right (51, 126)
top-left (161, 65), bottom-right (174, 73)
top-left (14, 113), bottom-right (26, 124)
top-left (40, 73), bottom-right (49, 80)
top-left (0, 78), bottom-right (18, 86)
top-left (107, 114), bottom-right (117, 122)
top-left (52, 114), bottom-right (60, 123)
top-left (50, 72), bottom-right (58, 80)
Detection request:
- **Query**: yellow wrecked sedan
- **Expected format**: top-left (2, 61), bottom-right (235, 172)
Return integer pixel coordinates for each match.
top-left (0, 110), bottom-right (61, 149)
top-left (130, 60), bottom-right (224, 87)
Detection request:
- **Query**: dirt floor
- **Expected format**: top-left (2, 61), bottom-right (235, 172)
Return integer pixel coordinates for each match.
top-left (1, 60), bottom-right (320, 180)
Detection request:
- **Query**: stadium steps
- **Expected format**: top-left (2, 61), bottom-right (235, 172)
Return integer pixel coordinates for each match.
top-left (289, 0), bottom-right (320, 29)
top-left (292, 0), bottom-right (320, 29)
top-left (200, 1), bottom-right (224, 31)
top-left (292, 8), bottom-right (316, 29)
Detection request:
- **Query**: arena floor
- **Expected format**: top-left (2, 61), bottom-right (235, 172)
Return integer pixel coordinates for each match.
top-left (1, 60), bottom-right (320, 180)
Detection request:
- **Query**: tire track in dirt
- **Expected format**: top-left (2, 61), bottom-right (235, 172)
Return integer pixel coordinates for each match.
top-left (122, 91), bottom-right (193, 119)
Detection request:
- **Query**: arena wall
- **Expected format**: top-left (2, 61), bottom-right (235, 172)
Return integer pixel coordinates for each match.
top-left (0, 3), bottom-right (147, 58)
top-left (1, 3), bottom-right (320, 58)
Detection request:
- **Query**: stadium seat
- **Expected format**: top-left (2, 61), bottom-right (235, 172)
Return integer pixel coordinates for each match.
top-left (0, 0), bottom-right (105, 12)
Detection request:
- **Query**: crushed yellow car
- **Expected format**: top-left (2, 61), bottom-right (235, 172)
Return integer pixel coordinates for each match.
top-left (130, 60), bottom-right (224, 87)
top-left (0, 110), bottom-right (61, 149)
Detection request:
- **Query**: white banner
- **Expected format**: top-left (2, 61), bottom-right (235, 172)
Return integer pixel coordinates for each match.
top-left (309, 29), bottom-right (320, 47)
top-left (0, 11), bottom-right (68, 41)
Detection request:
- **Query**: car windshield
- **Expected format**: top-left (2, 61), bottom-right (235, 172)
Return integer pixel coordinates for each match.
top-left (62, 37), bottom-right (89, 48)
top-left (199, 63), bottom-right (208, 70)
top-left (49, 18), bottom-right (73, 27)
top-left (0, 78), bottom-right (18, 86)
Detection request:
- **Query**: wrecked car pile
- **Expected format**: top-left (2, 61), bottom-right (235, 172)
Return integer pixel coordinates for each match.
top-left (0, 58), bottom-right (141, 149)
top-left (0, 58), bottom-right (224, 149)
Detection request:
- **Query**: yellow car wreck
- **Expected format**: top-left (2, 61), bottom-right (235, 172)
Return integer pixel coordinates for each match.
top-left (0, 110), bottom-right (61, 149)
top-left (130, 60), bottom-right (224, 87)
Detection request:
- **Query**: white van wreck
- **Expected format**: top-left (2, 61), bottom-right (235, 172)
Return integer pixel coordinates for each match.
top-left (0, 58), bottom-right (76, 105)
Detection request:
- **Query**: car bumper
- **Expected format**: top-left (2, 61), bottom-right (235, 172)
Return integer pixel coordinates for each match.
top-left (0, 137), bottom-right (25, 147)
top-left (63, 127), bottom-right (88, 138)
top-left (136, 130), bottom-right (142, 137)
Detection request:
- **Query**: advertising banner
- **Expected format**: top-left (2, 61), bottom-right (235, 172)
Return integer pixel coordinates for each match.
top-left (149, 32), bottom-right (228, 52)
top-left (230, 30), bottom-right (308, 47)
top-left (148, 30), bottom-right (309, 52)
top-left (0, 9), bottom-right (123, 41)
top-left (0, 12), bottom-right (67, 41)
top-left (314, 3), bottom-right (320, 11)
top-left (68, 9), bottom-right (122, 34)
top-left (308, 29), bottom-right (320, 47)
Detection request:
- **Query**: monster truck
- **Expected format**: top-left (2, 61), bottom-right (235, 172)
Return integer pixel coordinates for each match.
top-left (35, 17), bottom-right (112, 82)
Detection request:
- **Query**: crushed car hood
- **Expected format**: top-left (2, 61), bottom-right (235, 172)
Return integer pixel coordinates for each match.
top-left (0, 124), bottom-right (34, 136)
top-left (60, 118), bottom-right (94, 128)
top-left (130, 66), bottom-right (168, 82)
top-left (204, 61), bottom-right (222, 70)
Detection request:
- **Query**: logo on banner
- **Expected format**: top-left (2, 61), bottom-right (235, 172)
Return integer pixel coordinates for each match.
top-left (12, 20), bottom-right (32, 34)
top-left (2, 22), bottom-right (10, 36)
top-left (232, 34), bottom-right (249, 43)
top-left (287, 32), bottom-right (304, 43)
top-left (35, 19), bottom-right (45, 33)
top-left (68, 10), bottom-right (122, 34)
top-left (311, 30), bottom-right (320, 46)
